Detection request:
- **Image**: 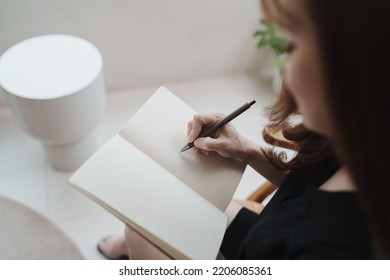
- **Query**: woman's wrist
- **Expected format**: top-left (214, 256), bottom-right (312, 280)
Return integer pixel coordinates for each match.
top-left (237, 137), bottom-right (262, 164)
top-left (236, 137), bottom-right (287, 186)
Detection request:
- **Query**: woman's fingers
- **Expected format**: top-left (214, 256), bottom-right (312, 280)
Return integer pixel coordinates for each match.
top-left (194, 137), bottom-right (223, 152)
top-left (187, 113), bottom-right (225, 143)
top-left (187, 120), bottom-right (193, 139)
top-left (185, 113), bottom-right (244, 158)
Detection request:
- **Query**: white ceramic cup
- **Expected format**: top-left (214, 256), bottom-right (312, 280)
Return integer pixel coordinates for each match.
top-left (0, 34), bottom-right (106, 170)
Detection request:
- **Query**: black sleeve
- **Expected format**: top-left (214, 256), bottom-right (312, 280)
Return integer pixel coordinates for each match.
top-left (220, 207), bottom-right (258, 259)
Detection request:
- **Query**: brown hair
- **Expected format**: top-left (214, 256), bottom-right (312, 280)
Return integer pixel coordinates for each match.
top-left (261, 0), bottom-right (390, 258)
top-left (261, 81), bottom-right (334, 171)
top-left (260, 0), bottom-right (334, 172)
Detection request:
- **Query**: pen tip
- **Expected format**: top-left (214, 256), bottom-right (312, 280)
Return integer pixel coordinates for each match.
top-left (180, 145), bottom-right (190, 152)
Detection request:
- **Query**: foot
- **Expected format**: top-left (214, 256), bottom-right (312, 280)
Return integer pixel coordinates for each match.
top-left (97, 235), bottom-right (129, 260)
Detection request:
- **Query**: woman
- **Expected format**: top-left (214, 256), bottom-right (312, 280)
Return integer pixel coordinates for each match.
top-left (99, 0), bottom-right (390, 259)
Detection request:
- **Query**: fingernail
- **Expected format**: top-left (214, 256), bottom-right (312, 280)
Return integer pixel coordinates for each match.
top-left (200, 150), bottom-right (209, 156)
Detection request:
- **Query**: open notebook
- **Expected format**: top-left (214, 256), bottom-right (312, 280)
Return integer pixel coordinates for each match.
top-left (68, 86), bottom-right (247, 259)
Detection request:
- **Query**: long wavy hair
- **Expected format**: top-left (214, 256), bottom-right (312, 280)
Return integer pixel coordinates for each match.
top-left (261, 0), bottom-right (390, 259)
top-left (261, 81), bottom-right (334, 171)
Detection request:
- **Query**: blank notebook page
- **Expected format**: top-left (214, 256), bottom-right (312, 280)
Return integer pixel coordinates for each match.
top-left (119, 87), bottom-right (246, 212)
top-left (69, 135), bottom-right (226, 260)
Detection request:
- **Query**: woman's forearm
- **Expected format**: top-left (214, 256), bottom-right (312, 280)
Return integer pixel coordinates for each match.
top-left (239, 138), bottom-right (288, 187)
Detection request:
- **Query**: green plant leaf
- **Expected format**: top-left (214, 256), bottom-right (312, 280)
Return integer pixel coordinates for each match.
top-left (270, 37), bottom-right (288, 54)
top-left (257, 37), bottom-right (268, 48)
top-left (254, 18), bottom-right (288, 54)
top-left (253, 30), bottom-right (265, 37)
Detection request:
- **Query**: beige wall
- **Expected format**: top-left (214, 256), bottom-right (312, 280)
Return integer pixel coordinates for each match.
top-left (0, 0), bottom-right (265, 105)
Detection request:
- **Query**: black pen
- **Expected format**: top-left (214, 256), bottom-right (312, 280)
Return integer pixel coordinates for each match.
top-left (180, 100), bottom-right (256, 152)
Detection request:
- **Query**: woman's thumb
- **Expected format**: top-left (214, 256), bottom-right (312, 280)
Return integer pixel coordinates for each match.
top-left (194, 137), bottom-right (219, 151)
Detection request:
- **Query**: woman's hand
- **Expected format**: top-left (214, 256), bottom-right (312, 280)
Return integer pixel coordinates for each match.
top-left (124, 226), bottom-right (172, 260)
top-left (187, 113), bottom-right (252, 160)
top-left (188, 113), bottom-right (288, 188)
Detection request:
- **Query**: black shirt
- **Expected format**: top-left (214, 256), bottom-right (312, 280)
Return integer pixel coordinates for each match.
top-left (220, 158), bottom-right (372, 259)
